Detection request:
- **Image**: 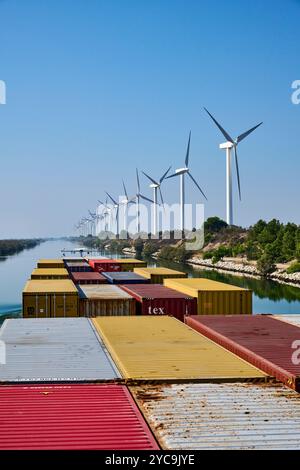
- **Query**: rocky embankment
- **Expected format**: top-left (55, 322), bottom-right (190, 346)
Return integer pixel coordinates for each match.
top-left (187, 257), bottom-right (300, 286)
top-left (122, 247), bottom-right (300, 287)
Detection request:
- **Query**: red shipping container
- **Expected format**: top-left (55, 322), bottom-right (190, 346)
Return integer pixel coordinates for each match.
top-left (88, 259), bottom-right (121, 273)
top-left (0, 384), bottom-right (159, 450)
top-left (120, 284), bottom-right (197, 321)
top-left (70, 271), bottom-right (107, 284)
top-left (185, 315), bottom-right (300, 392)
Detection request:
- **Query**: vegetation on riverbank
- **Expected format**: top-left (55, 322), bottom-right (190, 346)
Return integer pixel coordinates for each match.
top-left (79, 217), bottom-right (300, 278)
top-left (0, 239), bottom-right (43, 259)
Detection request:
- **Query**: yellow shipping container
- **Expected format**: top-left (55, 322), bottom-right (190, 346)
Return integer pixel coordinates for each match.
top-left (23, 280), bottom-right (78, 318)
top-left (37, 259), bottom-right (65, 269)
top-left (164, 278), bottom-right (252, 315)
top-left (31, 268), bottom-right (70, 280)
top-left (134, 267), bottom-right (187, 284)
top-left (92, 316), bottom-right (266, 381)
top-left (114, 259), bottom-right (147, 271)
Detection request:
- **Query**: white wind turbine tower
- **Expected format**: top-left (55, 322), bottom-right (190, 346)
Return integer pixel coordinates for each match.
top-left (105, 192), bottom-right (122, 239)
top-left (167, 132), bottom-right (207, 236)
top-left (132, 169), bottom-right (154, 234)
top-left (142, 166), bottom-right (171, 235)
top-left (98, 199), bottom-right (112, 232)
top-left (120, 180), bottom-right (134, 234)
top-left (204, 108), bottom-right (262, 226)
top-left (88, 210), bottom-right (97, 236)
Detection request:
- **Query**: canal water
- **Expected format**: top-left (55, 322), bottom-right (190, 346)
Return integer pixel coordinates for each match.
top-left (0, 240), bottom-right (299, 323)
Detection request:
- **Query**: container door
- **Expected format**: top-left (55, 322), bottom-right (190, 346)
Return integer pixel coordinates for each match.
top-left (23, 294), bottom-right (51, 318)
top-left (51, 294), bottom-right (78, 317)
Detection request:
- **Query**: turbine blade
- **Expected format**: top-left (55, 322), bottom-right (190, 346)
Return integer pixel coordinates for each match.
top-left (98, 200), bottom-right (104, 205)
top-left (236, 122), bottom-right (263, 143)
top-left (159, 186), bottom-right (164, 205)
top-left (166, 172), bottom-right (179, 179)
top-left (122, 180), bottom-right (128, 200)
top-left (105, 191), bottom-right (118, 206)
top-left (187, 172), bottom-right (208, 200)
top-left (128, 196), bottom-right (137, 204)
top-left (185, 131), bottom-right (191, 167)
top-left (142, 171), bottom-right (158, 186)
top-left (136, 168), bottom-right (140, 192)
top-left (160, 165), bottom-right (171, 183)
top-left (204, 107), bottom-right (234, 144)
top-left (234, 146), bottom-right (242, 201)
top-left (139, 194), bottom-right (154, 204)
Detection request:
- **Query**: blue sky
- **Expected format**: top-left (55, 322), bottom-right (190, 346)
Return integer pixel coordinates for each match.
top-left (0, 0), bottom-right (299, 237)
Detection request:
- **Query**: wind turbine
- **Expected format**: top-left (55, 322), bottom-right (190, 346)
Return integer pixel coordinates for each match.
top-left (88, 210), bottom-right (97, 236)
top-left (142, 166), bottom-right (171, 235)
top-left (204, 107), bottom-right (262, 226)
top-left (98, 199), bottom-right (112, 232)
top-left (167, 132), bottom-right (207, 236)
top-left (105, 192), bottom-right (121, 239)
top-left (133, 169), bottom-right (154, 234)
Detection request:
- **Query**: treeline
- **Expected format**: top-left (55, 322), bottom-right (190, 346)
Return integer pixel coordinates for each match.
top-left (0, 239), bottom-right (42, 258)
top-left (203, 217), bottom-right (300, 275)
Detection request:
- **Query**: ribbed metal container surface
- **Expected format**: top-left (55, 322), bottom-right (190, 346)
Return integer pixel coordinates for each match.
top-left (131, 382), bottom-right (300, 450)
top-left (102, 272), bottom-right (150, 284)
top-left (0, 384), bottom-right (159, 450)
top-left (70, 271), bottom-right (107, 284)
top-left (164, 278), bottom-right (252, 315)
top-left (92, 316), bottom-right (266, 381)
top-left (186, 315), bottom-right (300, 391)
top-left (274, 315), bottom-right (300, 327)
top-left (0, 318), bottom-right (120, 383)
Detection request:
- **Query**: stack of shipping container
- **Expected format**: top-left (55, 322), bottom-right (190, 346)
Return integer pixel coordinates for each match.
top-left (1, 311), bottom-right (300, 449)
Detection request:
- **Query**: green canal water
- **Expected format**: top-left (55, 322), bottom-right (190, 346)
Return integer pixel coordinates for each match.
top-left (0, 240), bottom-right (299, 325)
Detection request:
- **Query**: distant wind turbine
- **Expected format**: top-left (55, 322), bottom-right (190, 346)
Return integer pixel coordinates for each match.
top-left (204, 107), bottom-right (262, 226)
top-left (167, 132), bottom-right (207, 235)
top-left (132, 169), bottom-right (154, 234)
top-left (120, 180), bottom-right (134, 234)
top-left (105, 192), bottom-right (121, 239)
top-left (142, 166), bottom-right (171, 235)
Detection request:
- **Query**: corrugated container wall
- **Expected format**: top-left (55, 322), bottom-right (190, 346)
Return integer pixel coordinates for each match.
top-left (0, 384), bottom-right (159, 449)
top-left (134, 267), bottom-right (187, 284)
top-left (88, 259), bottom-right (122, 273)
top-left (92, 316), bottom-right (267, 382)
top-left (31, 268), bottom-right (70, 280)
top-left (70, 271), bottom-right (107, 285)
top-left (0, 318), bottom-right (121, 383)
top-left (102, 272), bottom-right (150, 284)
top-left (185, 315), bottom-right (300, 391)
top-left (37, 259), bottom-right (65, 269)
top-left (164, 278), bottom-right (252, 315)
top-left (78, 284), bottom-right (135, 316)
top-left (120, 284), bottom-right (197, 321)
top-left (65, 261), bottom-right (93, 272)
top-left (23, 280), bottom-right (78, 317)
top-left (131, 383), bottom-right (300, 450)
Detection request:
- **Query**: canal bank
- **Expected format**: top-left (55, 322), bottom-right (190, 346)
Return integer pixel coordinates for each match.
top-left (0, 240), bottom-right (300, 323)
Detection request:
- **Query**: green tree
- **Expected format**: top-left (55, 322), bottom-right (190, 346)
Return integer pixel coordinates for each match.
top-left (134, 238), bottom-right (144, 258)
top-left (281, 223), bottom-right (297, 261)
top-left (296, 227), bottom-right (300, 261)
top-left (204, 217), bottom-right (228, 233)
top-left (257, 251), bottom-right (276, 277)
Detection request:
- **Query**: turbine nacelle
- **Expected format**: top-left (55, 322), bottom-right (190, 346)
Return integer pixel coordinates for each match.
top-left (219, 142), bottom-right (234, 150)
top-left (175, 167), bottom-right (189, 175)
